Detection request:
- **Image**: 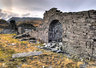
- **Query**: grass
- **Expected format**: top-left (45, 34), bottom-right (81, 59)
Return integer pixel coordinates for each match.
top-left (0, 34), bottom-right (95, 68)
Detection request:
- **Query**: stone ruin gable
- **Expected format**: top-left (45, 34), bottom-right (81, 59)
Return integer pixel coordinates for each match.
top-left (38, 8), bottom-right (96, 58)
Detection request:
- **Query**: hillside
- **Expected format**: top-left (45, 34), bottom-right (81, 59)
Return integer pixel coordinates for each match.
top-left (0, 19), bottom-right (9, 31)
top-left (0, 34), bottom-right (95, 68)
top-left (8, 17), bottom-right (42, 27)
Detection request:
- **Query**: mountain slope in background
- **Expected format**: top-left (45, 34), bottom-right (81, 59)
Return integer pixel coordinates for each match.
top-left (0, 19), bottom-right (9, 31)
top-left (0, 9), bottom-right (42, 27)
top-left (8, 17), bottom-right (42, 27)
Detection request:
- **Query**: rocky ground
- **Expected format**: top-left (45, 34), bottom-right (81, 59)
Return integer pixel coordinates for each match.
top-left (0, 34), bottom-right (95, 68)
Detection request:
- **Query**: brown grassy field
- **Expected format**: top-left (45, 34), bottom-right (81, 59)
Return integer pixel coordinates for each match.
top-left (0, 34), bottom-right (95, 68)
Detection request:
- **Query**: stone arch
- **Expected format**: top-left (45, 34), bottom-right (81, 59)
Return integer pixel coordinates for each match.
top-left (48, 20), bottom-right (63, 42)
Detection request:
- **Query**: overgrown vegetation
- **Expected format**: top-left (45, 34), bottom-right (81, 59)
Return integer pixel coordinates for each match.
top-left (0, 34), bottom-right (95, 68)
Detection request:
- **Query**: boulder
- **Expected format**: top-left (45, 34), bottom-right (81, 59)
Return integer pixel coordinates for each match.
top-left (12, 51), bottom-right (42, 58)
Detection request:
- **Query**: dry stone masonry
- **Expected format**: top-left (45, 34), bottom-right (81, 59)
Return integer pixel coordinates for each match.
top-left (32, 8), bottom-right (96, 59)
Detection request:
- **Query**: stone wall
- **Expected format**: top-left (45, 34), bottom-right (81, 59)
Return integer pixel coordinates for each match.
top-left (28, 8), bottom-right (96, 58)
top-left (36, 8), bottom-right (96, 58)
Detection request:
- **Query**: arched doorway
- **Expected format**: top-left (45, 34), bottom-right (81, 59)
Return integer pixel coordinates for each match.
top-left (48, 20), bottom-right (63, 42)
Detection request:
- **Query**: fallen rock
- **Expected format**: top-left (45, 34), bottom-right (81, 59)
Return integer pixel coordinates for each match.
top-left (51, 47), bottom-right (58, 52)
top-left (0, 29), bottom-right (17, 34)
top-left (12, 51), bottom-right (42, 58)
top-left (43, 42), bottom-right (65, 53)
top-left (79, 62), bottom-right (88, 68)
top-left (20, 38), bottom-right (29, 41)
top-left (8, 43), bottom-right (16, 46)
top-left (29, 40), bottom-right (37, 43)
top-left (44, 41), bottom-right (56, 48)
top-left (14, 33), bottom-right (30, 39)
top-left (80, 64), bottom-right (87, 68)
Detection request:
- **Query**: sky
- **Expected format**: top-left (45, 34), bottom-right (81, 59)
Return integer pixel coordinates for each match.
top-left (0, 0), bottom-right (96, 19)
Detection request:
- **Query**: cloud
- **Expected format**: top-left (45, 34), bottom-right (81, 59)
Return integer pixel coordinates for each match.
top-left (0, 0), bottom-right (96, 12)
top-left (11, 0), bottom-right (96, 13)
top-left (0, 0), bottom-right (96, 19)
top-left (0, 0), bottom-right (13, 10)
top-left (12, 0), bottom-right (52, 11)
top-left (0, 9), bottom-right (18, 20)
top-left (56, 0), bottom-right (96, 12)
top-left (22, 13), bottom-right (31, 17)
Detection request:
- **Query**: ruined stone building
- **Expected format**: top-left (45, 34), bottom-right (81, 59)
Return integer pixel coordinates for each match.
top-left (9, 17), bottom-right (41, 34)
top-left (31, 8), bottom-right (96, 58)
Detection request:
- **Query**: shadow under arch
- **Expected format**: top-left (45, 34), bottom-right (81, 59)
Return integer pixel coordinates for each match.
top-left (48, 20), bottom-right (63, 43)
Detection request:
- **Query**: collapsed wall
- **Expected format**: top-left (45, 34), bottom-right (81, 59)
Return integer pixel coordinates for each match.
top-left (35, 8), bottom-right (96, 58)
